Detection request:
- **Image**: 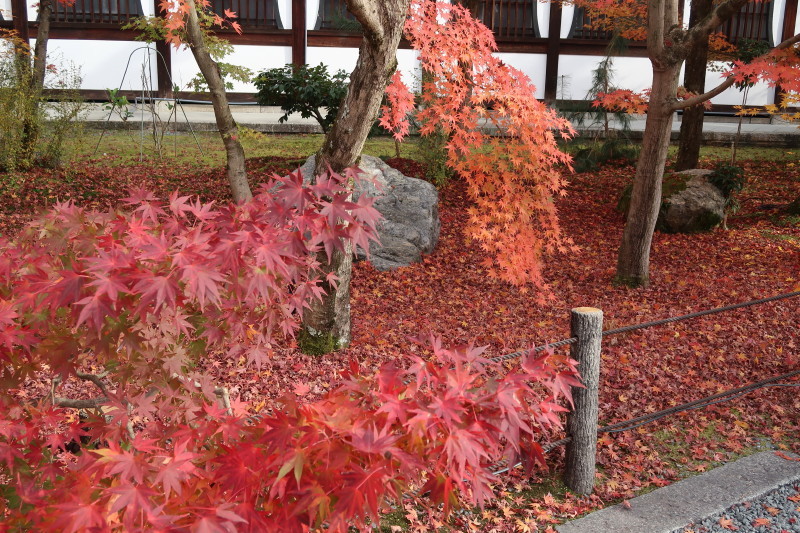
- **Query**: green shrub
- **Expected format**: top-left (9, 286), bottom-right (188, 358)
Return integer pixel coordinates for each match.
top-left (417, 125), bottom-right (453, 187)
top-left (708, 163), bottom-right (746, 198)
top-left (0, 32), bottom-right (84, 171)
top-left (253, 64), bottom-right (348, 133)
top-left (571, 137), bottom-right (640, 173)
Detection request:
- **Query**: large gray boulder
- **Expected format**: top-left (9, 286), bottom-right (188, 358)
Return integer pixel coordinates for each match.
top-left (299, 155), bottom-right (440, 270)
top-left (659, 169), bottom-right (726, 233)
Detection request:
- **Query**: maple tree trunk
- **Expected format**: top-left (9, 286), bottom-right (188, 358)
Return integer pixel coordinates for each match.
top-left (675, 0), bottom-right (711, 171)
top-left (564, 307), bottom-right (603, 495)
top-left (615, 64), bottom-right (681, 287)
top-left (300, 0), bottom-right (411, 354)
top-left (32, 0), bottom-right (52, 89)
top-left (183, 0), bottom-right (252, 203)
top-left (19, 0), bottom-right (53, 166)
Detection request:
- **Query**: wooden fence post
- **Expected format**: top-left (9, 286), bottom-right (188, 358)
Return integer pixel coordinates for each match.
top-left (563, 307), bottom-right (603, 495)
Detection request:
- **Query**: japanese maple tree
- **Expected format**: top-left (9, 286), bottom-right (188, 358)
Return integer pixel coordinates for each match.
top-left (305, 0), bottom-right (576, 353)
top-left (0, 169), bottom-right (580, 530)
top-left (388, 1), bottom-right (576, 290)
top-left (573, 0), bottom-right (800, 287)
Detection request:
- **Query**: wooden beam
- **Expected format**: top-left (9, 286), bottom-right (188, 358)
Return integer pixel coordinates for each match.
top-left (155, 0), bottom-right (173, 98)
top-left (11, 0), bottom-right (30, 43)
top-left (155, 40), bottom-right (172, 98)
top-left (292, 0), bottom-right (307, 66)
top-left (544, 0), bottom-right (563, 103)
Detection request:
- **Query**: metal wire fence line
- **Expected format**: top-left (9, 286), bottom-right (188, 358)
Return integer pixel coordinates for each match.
top-left (490, 290), bottom-right (800, 365)
top-left (488, 290), bottom-right (800, 477)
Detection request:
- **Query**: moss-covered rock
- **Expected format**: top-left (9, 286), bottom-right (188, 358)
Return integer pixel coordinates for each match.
top-left (617, 169), bottom-right (726, 233)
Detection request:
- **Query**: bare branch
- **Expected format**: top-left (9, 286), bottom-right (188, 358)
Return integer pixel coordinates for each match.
top-left (672, 78), bottom-right (736, 110)
top-left (126, 404), bottom-right (136, 440)
top-left (76, 371), bottom-right (110, 397)
top-left (346, 0), bottom-right (384, 41)
top-left (53, 397), bottom-right (108, 409)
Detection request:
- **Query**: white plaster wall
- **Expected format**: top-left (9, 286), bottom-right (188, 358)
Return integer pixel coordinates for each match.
top-left (557, 55), bottom-right (652, 100)
top-left (796, 0), bottom-right (800, 34)
top-left (306, 0), bottom-right (320, 29)
top-left (704, 71), bottom-right (775, 106)
top-left (305, 47), bottom-right (421, 92)
top-left (305, 46), bottom-right (359, 74)
top-left (171, 44), bottom-right (291, 92)
top-left (496, 53), bottom-right (547, 98)
top-left (276, 0), bottom-right (291, 28)
top-left (396, 48), bottom-right (422, 92)
top-left (43, 40), bottom-right (158, 91)
top-left (537, 1), bottom-right (551, 38)
top-left (0, 0), bottom-right (11, 21)
top-left (559, 4), bottom-right (575, 39)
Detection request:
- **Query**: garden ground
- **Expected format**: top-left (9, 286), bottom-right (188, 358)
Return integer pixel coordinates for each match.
top-left (2, 131), bottom-right (799, 532)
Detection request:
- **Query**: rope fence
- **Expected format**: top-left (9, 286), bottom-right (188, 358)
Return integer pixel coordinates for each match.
top-left (487, 290), bottom-right (800, 492)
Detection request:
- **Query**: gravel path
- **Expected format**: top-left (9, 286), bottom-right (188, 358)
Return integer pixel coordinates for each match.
top-left (673, 478), bottom-right (800, 533)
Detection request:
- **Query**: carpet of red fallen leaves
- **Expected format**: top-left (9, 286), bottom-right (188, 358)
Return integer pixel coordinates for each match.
top-left (2, 153), bottom-right (799, 532)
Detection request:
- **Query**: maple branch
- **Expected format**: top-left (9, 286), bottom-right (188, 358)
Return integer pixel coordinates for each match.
top-left (345, 0), bottom-right (384, 42)
top-left (48, 371), bottom-right (111, 409)
top-left (76, 371), bottom-right (110, 398)
top-left (172, 371), bottom-right (233, 415)
top-left (215, 386), bottom-right (232, 416)
top-left (52, 397), bottom-right (109, 409)
top-left (683, 0), bottom-right (750, 48)
top-left (672, 78), bottom-right (736, 111)
top-left (672, 32), bottom-right (800, 111)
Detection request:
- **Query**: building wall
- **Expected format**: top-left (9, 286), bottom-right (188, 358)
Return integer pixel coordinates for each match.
top-left (4, 0), bottom-right (798, 108)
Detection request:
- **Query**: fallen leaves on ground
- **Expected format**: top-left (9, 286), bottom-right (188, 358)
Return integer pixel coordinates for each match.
top-left (2, 152), bottom-right (798, 532)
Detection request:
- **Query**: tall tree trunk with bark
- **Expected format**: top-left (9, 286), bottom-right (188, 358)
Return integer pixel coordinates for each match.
top-left (299, 0), bottom-right (411, 354)
top-left (616, 65), bottom-right (680, 286)
top-left (615, 0), bottom-right (752, 287)
top-left (675, 0), bottom-right (712, 171)
top-left (183, 0), bottom-right (252, 203)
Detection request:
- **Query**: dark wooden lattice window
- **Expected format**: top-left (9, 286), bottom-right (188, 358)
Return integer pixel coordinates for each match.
top-left (53, 0), bottom-right (144, 24)
top-left (459, 0), bottom-right (539, 40)
top-left (314, 0), bottom-right (360, 31)
top-left (208, 0), bottom-right (282, 30)
top-left (718, 0), bottom-right (773, 44)
top-left (568, 6), bottom-right (612, 40)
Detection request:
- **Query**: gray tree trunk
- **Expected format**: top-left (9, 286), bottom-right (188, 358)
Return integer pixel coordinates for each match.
top-left (32, 0), bottom-right (52, 89)
top-left (675, 0), bottom-right (712, 171)
top-left (564, 307), bottom-right (603, 495)
top-left (615, 65), bottom-right (680, 287)
top-left (184, 0), bottom-right (252, 203)
top-left (299, 0), bottom-right (411, 354)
